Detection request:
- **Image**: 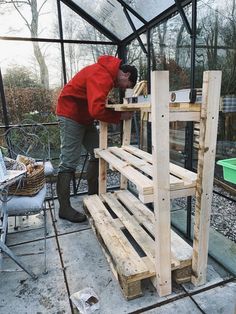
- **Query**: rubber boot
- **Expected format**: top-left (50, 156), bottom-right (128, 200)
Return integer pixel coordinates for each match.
top-left (57, 172), bottom-right (86, 222)
top-left (87, 159), bottom-right (99, 195)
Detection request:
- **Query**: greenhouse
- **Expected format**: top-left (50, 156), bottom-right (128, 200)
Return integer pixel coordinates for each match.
top-left (0, 0), bottom-right (235, 313)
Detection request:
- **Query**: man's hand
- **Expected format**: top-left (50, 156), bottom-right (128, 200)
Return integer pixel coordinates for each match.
top-left (120, 111), bottom-right (133, 120)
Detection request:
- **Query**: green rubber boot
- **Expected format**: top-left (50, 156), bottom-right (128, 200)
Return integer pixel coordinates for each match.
top-left (57, 172), bottom-right (86, 223)
top-left (87, 159), bottom-right (99, 195)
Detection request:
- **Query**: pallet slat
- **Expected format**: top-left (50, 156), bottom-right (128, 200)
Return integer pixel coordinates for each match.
top-left (83, 194), bottom-right (150, 280)
top-left (115, 190), bottom-right (192, 269)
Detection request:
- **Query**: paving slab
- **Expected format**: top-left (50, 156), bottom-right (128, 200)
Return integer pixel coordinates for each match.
top-left (181, 263), bottom-right (230, 293)
top-left (192, 280), bottom-right (236, 314)
top-left (0, 237), bottom-right (71, 314)
top-left (142, 296), bottom-right (202, 313)
top-left (58, 229), bottom-right (186, 314)
top-left (6, 208), bottom-right (55, 246)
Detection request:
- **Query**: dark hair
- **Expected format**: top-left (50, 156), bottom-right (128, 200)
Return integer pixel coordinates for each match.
top-left (119, 64), bottom-right (138, 87)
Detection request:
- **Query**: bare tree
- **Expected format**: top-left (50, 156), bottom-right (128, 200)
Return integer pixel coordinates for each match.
top-left (1, 0), bottom-right (49, 89)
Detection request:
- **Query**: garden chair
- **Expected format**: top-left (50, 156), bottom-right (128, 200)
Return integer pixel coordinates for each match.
top-left (0, 127), bottom-right (48, 275)
top-left (11, 120), bottom-right (56, 221)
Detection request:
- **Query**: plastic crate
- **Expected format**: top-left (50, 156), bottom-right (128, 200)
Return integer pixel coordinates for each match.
top-left (217, 158), bottom-right (236, 184)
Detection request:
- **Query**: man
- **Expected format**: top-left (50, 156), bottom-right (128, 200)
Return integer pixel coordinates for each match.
top-left (56, 55), bottom-right (138, 223)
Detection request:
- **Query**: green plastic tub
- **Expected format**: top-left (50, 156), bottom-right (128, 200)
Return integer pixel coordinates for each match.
top-left (217, 158), bottom-right (236, 184)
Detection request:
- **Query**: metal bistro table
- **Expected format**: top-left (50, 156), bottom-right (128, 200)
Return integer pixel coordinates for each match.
top-left (0, 160), bottom-right (37, 279)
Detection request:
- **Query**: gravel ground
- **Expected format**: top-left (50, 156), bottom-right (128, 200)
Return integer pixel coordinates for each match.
top-left (172, 187), bottom-right (236, 242)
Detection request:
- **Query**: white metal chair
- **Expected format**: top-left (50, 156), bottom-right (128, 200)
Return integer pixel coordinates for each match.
top-left (9, 120), bottom-right (56, 221)
top-left (0, 127), bottom-right (48, 275)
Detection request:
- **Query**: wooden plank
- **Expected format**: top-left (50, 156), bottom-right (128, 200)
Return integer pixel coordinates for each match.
top-left (95, 149), bottom-right (153, 194)
top-left (101, 193), bottom-right (156, 265)
top-left (191, 71), bottom-right (222, 286)
top-left (169, 102), bottom-right (201, 111)
top-left (115, 190), bottom-right (192, 269)
top-left (121, 145), bottom-right (196, 187)
top-left (169, 111), bottom-right (200, 122)
top-left (122, 145), bottom-right (152, 163)
top-left (139, 187), bottom-right (196, 203)
top-left (151, 70), bottom-right (172, 296)
top-left (106, 102), bottom-right (201, 116)
top-left (169, 163), bottom-right (197, 185)
top-left (133, 80), bottom-right (147, 97)
top-left (83, 194), bottom-right (150, 281)
top-left (110, 147), bottom-right (187, 188)
top-left (106, 102), bottom-right (151, 111)
top-left (120, 118), bottom-right (132, 189)
top-left (99, 122), bottom-right (108, 195)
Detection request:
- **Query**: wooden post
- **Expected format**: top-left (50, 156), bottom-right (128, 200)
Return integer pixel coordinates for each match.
top-left (191, 71), bottom-right (222, 286)
top-left (151, 71), bottom-right (172, 296)
top-left (120, 118), bottom-right (132, 189)
top-left (99, 121), bottom-right (108, 195)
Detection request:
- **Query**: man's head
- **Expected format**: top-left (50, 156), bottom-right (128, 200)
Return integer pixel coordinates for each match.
top-left (115, 64), bottom-right (138, 89)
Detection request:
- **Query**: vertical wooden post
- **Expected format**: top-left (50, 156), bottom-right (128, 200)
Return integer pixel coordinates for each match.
top-left (191, 71), bottom-right (222, 286)
top-left (151, 71), bottom-right (172, 296)
top-left (99, 121), bottom-right (108, 195)
top-left (140, 110), bottom-right (148, 152)
top-left (120, 118), bottom-right (132, 189)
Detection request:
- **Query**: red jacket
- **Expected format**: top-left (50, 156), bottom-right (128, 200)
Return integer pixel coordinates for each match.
top-left (56, 55), bottom-right (122, 124)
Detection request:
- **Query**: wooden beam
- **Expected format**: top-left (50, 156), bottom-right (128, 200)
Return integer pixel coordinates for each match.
top-left (191, 71), bottom-right (222, 286)
top-left (120, 118), bottom-right (132, 189)
top-left (151, 71), bottom-right (172, 296)
top-left (98, 122), bottom-right (108, 195)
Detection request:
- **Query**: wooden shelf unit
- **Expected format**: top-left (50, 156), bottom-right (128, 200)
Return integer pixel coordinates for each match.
top-left (84, 70), bottom-right (222, 299)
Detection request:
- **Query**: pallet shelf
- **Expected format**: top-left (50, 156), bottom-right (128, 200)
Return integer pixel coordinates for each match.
top-left (83, 70), bottom-right (222, 299)
top-left (95, 145), bottom-right (197, 203)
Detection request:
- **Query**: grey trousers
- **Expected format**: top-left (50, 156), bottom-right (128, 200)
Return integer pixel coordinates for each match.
top-left (57, 116), bottom-right (99, 173)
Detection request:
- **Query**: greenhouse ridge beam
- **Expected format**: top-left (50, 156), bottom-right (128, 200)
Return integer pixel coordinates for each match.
top-left (174, 0), bottom-right (192, 35)
top-left (122, 0), bottom-right (192, 45)
top-left (115, 0), bottom-right (148, 24)
top-left (61, 0), bottom-right (121, 44)
top-left (123, 7), bottom-right (148, 55)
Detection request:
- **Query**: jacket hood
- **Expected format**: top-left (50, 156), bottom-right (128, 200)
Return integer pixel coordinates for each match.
top-left (97, 55), bottom-right (121, 81)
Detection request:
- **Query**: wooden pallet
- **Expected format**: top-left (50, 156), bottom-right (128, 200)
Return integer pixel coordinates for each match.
top-left (84, 190), bottom-right (192, 300)
top-left (95, 145), bottom-right (197, 203)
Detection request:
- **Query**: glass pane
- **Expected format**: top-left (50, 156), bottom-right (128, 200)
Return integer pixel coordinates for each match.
top-left (126, 38), bottom-right (148, 81)
top-left (71, 0), bottom-right (143, 40)
top-left (0, 40), bottom-right (62, 124)
top-left (122, 0), bottom-right (175, 21)
top-left (64, 43), bottom-right (117, 80)
top-left (61, 2), bottom-right (111, 41)
top-left (196, 0), bottom-right (236, 186)
top-left (151, 10), bottom-right (191, 91)
top-left (0, 0), bottom-right (59, 39)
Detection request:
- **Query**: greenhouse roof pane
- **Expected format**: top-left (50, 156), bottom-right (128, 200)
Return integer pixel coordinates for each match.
top-left (71, 0), bottom-right (144, 40)
top-left (122, 0), bottom-right (175, 21)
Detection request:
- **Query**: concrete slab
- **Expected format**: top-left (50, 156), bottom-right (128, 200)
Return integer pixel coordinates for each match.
top-left (54, 196), bottom-right (90, 235)
top-left (142, 297), bottom-right (202, 313)
top-left (6, 208), bottom-right (55, 246)
top-left (192, 281), bottom-right (236, 314)
top-left (0, 237), bottom-right (71, 313)
top-left (182, 263), bottom-right (230, 293)
top-left (58, 229), bottom-right (185, 314)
